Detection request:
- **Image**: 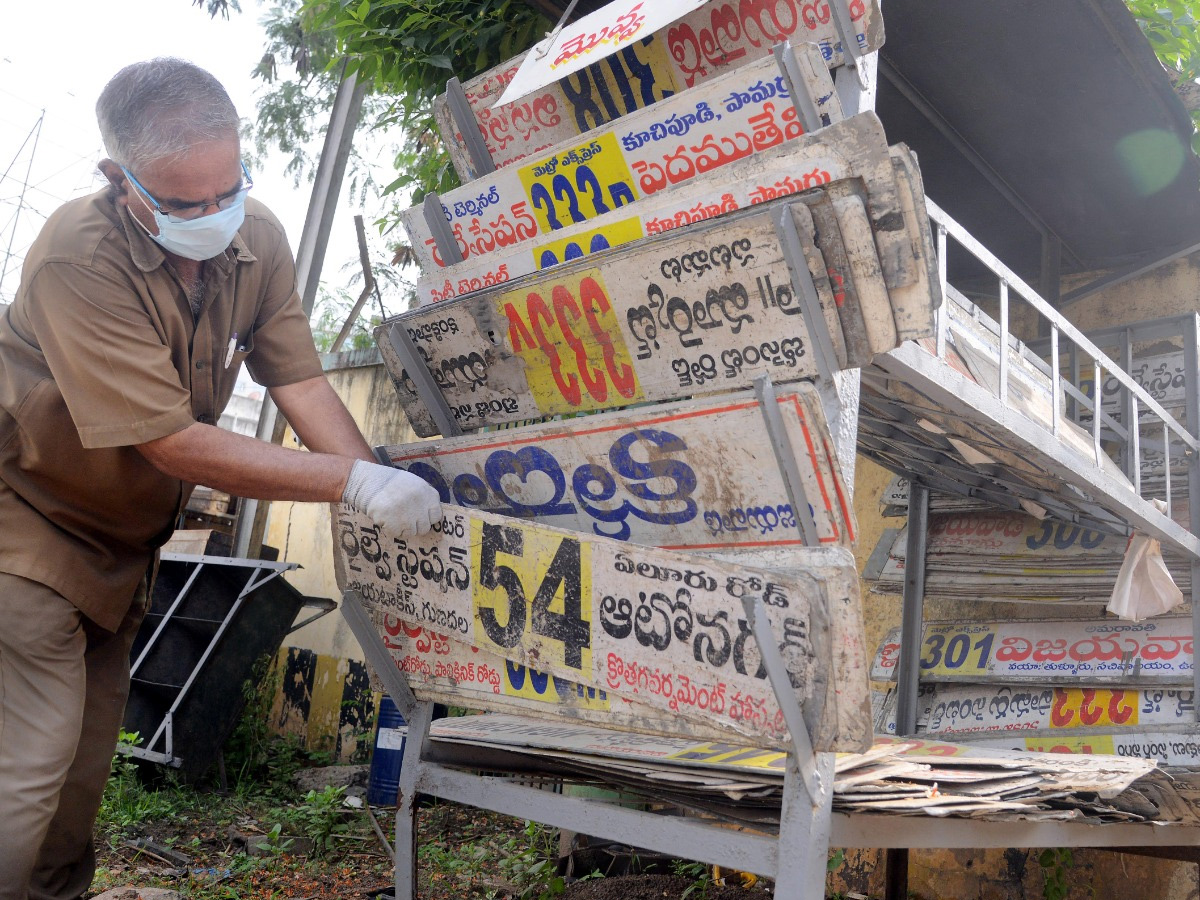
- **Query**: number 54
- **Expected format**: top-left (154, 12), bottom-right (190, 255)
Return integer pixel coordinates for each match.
top-left (472, 521), bottom-right (592, 671)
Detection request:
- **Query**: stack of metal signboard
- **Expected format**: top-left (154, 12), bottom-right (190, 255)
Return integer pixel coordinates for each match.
top-left (426, 713), bottom-right (1200, 826)
top-left (333, 13), bottom-right (917, 891)
top-left (329, 2), bottom-right (1200, 892)
top-left (868, 616), bottom-right (1199, 770)
top-left (381, 100), bottom-right (943, 437)
top-left (345, 12), bottom-right (955, 763)
top-left (344, 17), bottom-right (953, 756)
top-left (862, 510), bottom-right (1192, 604)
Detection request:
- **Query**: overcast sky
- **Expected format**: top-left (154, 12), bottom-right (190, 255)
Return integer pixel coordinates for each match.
top-left (0, 0), bottom-right (373, 307)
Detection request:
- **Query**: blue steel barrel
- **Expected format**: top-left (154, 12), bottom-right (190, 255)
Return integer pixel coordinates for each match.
top-left (366, 695), bottom-right (407, 806)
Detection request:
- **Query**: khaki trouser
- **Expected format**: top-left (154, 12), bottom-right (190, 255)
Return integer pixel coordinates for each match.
top-left (0, 572), bottom-right (148, 900)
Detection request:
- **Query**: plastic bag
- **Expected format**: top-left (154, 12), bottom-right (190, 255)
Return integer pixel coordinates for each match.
top-left (1106, 533), bottom-right (1184, 622)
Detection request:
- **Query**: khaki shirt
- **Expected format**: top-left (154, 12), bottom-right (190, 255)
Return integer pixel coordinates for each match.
top-left (0, 190), bottom-right (324, 630)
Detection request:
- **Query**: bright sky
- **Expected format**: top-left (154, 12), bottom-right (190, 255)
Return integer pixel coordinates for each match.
top-left (0, 0), bottom-right (375, 309)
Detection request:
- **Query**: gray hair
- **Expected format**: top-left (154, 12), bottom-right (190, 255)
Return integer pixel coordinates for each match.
top-left (96, 58), bottom-right (240, 171)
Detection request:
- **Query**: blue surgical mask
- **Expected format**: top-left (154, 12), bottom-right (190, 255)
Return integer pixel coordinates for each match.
top-left (122, 165), bottom-right (249, 261)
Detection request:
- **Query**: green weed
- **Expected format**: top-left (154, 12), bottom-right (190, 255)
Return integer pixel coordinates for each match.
top-left (494, 820), bottom-right (567, 900)
top-left (670, 858), bottom-right (712, 900)
top-left (269, 784), bottom-right (352, 857)
top-left (97, 730), bottom-right (186, 840)
top-left (1038, 847), bottom-right (1073, 900)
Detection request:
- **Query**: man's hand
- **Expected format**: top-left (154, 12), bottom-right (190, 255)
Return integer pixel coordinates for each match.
top-left (342, 461), bottom-right (443, 537)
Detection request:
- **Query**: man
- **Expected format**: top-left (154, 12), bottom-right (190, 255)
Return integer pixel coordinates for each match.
top-left (0, 58), bottom-right (440, 898)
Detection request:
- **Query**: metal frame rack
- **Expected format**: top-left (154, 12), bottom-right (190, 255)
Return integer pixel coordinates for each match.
top-left (855, 199), bottom-right (1200, 861)
top-left (343, 140), bottom-right (1200, 900)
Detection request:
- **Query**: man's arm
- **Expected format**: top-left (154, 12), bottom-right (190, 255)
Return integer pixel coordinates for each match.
top-left (136, 375), bottom-right (442, 536)
top-left (268, 375), bottom-right (376, 461)
top-left (136, 421), bottom-right (355, 502)
top-left (137, 376), bottom-right (371, 498)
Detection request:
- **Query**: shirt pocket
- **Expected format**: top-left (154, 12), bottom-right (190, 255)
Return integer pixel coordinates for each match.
top-left (216, 330), bottom-right (256, 412)
top-left (220, 328), bottom-right (255, 372)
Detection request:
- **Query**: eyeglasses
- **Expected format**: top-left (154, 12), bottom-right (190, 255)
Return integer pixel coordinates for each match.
top-left (122, 161), bottom-right (253, 222)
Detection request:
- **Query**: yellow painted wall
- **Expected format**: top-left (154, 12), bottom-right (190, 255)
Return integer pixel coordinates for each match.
top-left (266, 350), bottom-right (420, 658)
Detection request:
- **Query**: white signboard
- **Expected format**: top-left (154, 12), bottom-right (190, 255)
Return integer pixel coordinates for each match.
top-left (336, 504), bottom-right (870, 749)
top-left (379, 386), bottom-right (856, 550)
top-left (495, 0), bottom-right (711, 108)
top-left (871, 617), bottom-right (1195, 685)
top-left (946, 729), bottom-right (1200, 768)
top-left (435, 0), bottom-right (883, 179)
top-left (380, 187), bottom-right (935, 437)
top-left (875, 683), bottom-right (1195, 737)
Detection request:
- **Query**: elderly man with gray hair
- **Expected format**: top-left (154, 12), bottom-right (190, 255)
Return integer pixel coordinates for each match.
top-left (0, 58), bottom-right (440, 898)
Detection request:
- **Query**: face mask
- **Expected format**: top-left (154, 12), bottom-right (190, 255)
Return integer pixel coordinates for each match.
top-left (124, 169), bottom-right (247, 261)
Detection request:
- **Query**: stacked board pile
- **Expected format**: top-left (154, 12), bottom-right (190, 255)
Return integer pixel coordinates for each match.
top-left (429, 713), bottom-right (1200, 825)
top-left (324, 0), bottom-right (1200, 839)
top-left (379, 32), bottom-right (945, 436)
top-left (869, 616), bottom-right (1199, 768)
top-left (862, 510), bottom-right (1192, 604)
top-left (332, 26), bottom-right (959, 757)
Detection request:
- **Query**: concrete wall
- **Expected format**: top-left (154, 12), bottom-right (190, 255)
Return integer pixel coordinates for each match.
top-left (262, 347), bottom-right (420, 758)
top-left (1063, 255), bottom-right (1200, 334)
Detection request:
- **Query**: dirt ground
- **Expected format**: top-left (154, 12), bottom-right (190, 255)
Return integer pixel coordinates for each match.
top-left (92, 794), bottom-right (779, 900)
top-left (563, 874), bottom-right (773, 900)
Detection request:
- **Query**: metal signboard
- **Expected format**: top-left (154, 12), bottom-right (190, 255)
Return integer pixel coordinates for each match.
top-left (335, 504), bottom-right (869, 749)
top-left (1074, 349), bottom-right (1192, 479)
top-left (404, 56), bottom-right (914, 292)
top-left (365, 545), bottom-right (870, 751)
top-left (380, 189), bottom-right (931, 437)
top-left (864, 511), bottom-right (1191, 602)
top-left (1077, 349), bottom-right (1189, 421)
top-left (871, 617), bottom-right (1195, 686)
top-left (377, 386), bottom-right (855, 551)
top-left (415, 127), bottom-right (852, 307)
top-left (435, 0), bottom-right (884, 180)
top-left (940, 728), bottom-right (1200, 768)
top-left (875, 682), bottom-right (1196, 738)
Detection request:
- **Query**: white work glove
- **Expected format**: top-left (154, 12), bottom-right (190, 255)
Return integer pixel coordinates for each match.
top-left (342, 460), bottom-right (443, 538)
